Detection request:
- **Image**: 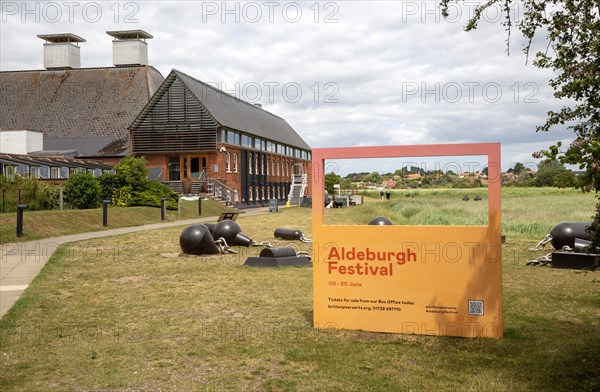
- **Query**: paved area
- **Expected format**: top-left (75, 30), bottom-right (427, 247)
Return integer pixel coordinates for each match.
top-left (0, 207), bottom-right (271, 318)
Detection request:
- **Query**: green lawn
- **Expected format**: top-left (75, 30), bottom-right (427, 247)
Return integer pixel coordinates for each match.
top-left (0, 188), bottom-right (598, 391)
top-left (327, 187), bottom-right (597, 239)
top-left (0, 200), bottom-right (237, 244)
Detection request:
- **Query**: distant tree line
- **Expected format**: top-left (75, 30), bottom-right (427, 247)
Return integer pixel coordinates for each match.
top-left (325, 160), bottom-right (583, 193)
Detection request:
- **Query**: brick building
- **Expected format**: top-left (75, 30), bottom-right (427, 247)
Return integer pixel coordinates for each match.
top-left (130, 69), bottom-right (311, 207)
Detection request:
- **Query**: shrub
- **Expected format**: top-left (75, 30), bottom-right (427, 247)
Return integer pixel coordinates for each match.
top-left (131, 180), bottom-right (179, 210)
top-left (64, 172), bottom-right (101, 209)
top-left (113, 156), bottom-right (148, 190)
top-left (0, 177), bottom-right (60, 212)
top-left (112, 185), bottom-right (133, 207)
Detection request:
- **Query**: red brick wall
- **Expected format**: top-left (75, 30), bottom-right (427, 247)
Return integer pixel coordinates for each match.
top-left (138, 148), bottom-right (311, 202)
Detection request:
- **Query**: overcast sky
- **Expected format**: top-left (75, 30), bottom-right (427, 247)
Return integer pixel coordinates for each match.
top-left (0, 1), bottom-right (574, 174)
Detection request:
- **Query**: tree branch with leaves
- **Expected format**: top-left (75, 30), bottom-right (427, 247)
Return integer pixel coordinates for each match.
top-left (440, 0), bottom-right (600, 249)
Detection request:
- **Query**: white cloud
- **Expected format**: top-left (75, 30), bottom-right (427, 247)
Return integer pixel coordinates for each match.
top-left (0, 0), bottom-right (574, 171)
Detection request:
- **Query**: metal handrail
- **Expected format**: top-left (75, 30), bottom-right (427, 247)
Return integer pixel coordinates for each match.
top-left (211, 178), bottom-right (237, 204)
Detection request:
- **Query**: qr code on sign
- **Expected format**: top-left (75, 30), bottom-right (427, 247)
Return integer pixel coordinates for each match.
top-left (468, 300), bottom-right (484, 316)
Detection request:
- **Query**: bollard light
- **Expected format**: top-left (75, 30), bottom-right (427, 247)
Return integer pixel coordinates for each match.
top-left (16, 204), bottom-right (29, 238)
top-left (160, 198), bottom-right (168, 221)
top-left (102, 200), bottom-right (111, 227)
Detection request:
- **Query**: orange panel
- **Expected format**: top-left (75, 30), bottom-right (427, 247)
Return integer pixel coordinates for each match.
top-left (311, 143), bottom-right (502, 338)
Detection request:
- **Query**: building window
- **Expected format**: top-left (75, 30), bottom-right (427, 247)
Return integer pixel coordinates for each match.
top-left (29, 166), bottom-right (40, 179)
top-left (255, 187), bottom-right (260, 201)
top-left (225, 152), bottom-right (231, 173)
top-left (234, 190), bottom-right (239, 202)
top-left (168, 156), bottom-right (180, 181)
top-left (4, 165), bottom-right (16, 180)
top-left (248, 154), bottom-right (253, 174)
top-left (214, 164), bottom-right (219, 173)
top-left (233, 154), bottom-right (238, 173)
top-left (261, 188), bottom-right (265, 200)
top-left (255, 154), bottom-right (259, 175)
top-left (266, 158), bottom-right (270, 175)
top-left (226, 131), bottom-right (240, 145)
top-left (255, 138), bottom-right (262, 150)
top-left (248, 187), bottom-right (253, 201)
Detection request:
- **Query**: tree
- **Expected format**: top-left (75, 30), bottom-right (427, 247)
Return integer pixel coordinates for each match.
top-left (440, 0), bottom-right (600, 250)
top-left (64, 172), bottom-right (101, 209)
top-left (110, 156), bottom-right (179, 209)
top-left (113, 156), bottom-right (148, 190)
top-left (534, 159), bottom-right (576, 188)
top-left (363, 171), bottom-right (382, 184)
top-left (324, 172), bottom-right (341, 194)
top-left (340, 178), bottom-right (354, 191)
top-left (512, 162), bottom-right (525, 175)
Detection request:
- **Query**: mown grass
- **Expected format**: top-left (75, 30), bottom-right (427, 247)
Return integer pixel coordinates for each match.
top-left (327, 187), bottom-right (597, 240)
top-left (0, 190), bottom-right (598, 391)
top-left (0, 200), bottom-right (237, 244)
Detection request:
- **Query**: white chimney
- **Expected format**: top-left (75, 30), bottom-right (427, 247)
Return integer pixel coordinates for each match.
top-left (106, 30), bottom-right (153, 66)
top-left (37, 33), bottom-right (85, 69)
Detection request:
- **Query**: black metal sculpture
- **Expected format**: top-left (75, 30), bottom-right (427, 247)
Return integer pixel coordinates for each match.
top-left (179, 224), bottom-right (220, 255)
top-left (549, 222), bottom-right (591, 249)
top-left (211, 220), bottom-right (271, 248)
top-left (368, 216), bottom-right (393, 226)
top-left (244, 247), bottom-right (311, 267)
top-left (274, 228), bottom-right (312, 242)
top-left (527, 222), bottom-right (597, 269)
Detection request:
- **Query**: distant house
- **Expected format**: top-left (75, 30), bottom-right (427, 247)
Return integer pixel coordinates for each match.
top-left (0, 31), bottom-right (164, 165)
top-left (382, 179), bottom-right (397, 188)
top-left (129, 70), bottom-right (311, 206)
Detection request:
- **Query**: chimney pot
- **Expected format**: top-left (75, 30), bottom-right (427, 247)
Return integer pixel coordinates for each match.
top-left (106, 30), bottom-right (153, 66)
top-left (37, 33), bottom-right (85, 69)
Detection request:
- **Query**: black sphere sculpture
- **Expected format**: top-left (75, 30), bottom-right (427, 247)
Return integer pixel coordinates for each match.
top-left (180, 224), bottom-right (220, 255)
top-left (203, 223), bottom-right (216, 234)
top-left (274, 228), bottom-right (304, 240)
top-left (233, 232), bottom-right (254, 247)
top-left (368, 216), bottom-right (393, 226)
top-left (212, 220), bottom-right (242, 242)
top-left (211, 220), bottom-right (255, 246)
top-left (549, 222), bottom-right (591, 250)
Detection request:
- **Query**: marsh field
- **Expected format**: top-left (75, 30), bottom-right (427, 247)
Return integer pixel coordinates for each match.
top-left (0, 187), bottom-right (598, 391)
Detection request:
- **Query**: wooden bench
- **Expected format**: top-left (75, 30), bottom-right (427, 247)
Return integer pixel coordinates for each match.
top-left (217, 212), bottom-right (239, 222)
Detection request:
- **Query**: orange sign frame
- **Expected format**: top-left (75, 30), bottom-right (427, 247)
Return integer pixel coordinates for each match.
top-left (311, 143), bottom-right (502, 338)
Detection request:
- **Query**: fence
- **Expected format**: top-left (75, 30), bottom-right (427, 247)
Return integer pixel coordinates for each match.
top-left (1, 187), bottom-right (61, 213)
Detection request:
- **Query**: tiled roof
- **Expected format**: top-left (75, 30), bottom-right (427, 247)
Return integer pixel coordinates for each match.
top-left (172, 70), bottom-right (310, 150)
top-left (0, 65), bottom-right (164, 156)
